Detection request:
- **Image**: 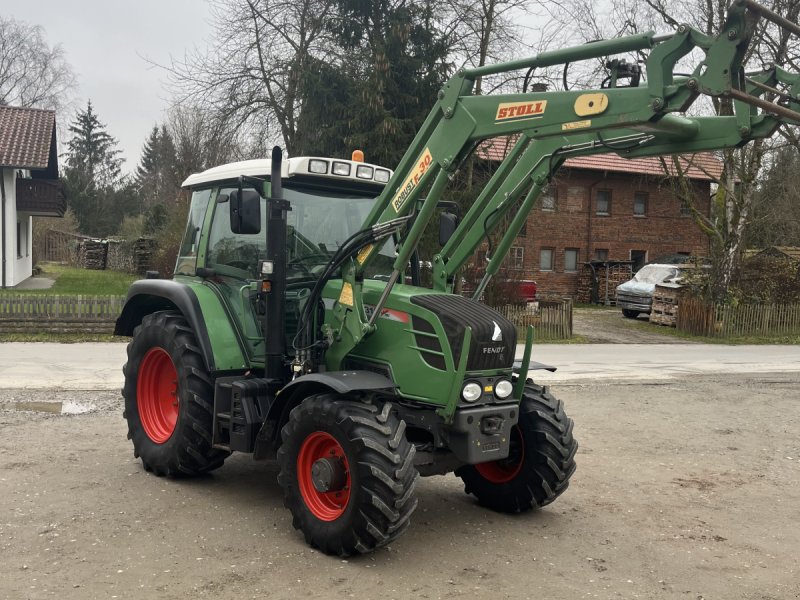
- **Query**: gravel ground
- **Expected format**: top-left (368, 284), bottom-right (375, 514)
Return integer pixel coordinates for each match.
top-left (1, 374), bottom-right (798, 600)
top-left (572, 307), bottom-right (694, 344)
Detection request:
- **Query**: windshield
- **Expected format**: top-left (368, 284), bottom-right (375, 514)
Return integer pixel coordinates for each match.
top-left (205, 183), bottom-right (394, 281)
top-left (633, 265), bottom-right (679, 284)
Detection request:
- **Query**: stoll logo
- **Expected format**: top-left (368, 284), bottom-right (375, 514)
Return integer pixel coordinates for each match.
top-left (495, 100), bottom-right (547, 123)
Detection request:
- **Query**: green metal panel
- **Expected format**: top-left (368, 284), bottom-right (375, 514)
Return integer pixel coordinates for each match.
top-left (176, 276), bottom-right (248, 372)
top-left (323, 280), bottom-right (511, 408)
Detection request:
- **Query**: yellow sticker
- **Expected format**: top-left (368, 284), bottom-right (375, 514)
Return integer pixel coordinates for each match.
top-left (495, 100), bottom-right (547, 122)
top-left (339, 282), bottom-right (354, 306)
top-left (574, 93), bottom-right (608, 117)
top-left (356, 244), bottom-right (374, 265)
top-left (562, 119), bottom-right (592, 130)
top-left (391, 148), bottom-right (433, 213)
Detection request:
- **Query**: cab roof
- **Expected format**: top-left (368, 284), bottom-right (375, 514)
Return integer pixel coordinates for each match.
top-left (181, 156), bottom-right (393, 188)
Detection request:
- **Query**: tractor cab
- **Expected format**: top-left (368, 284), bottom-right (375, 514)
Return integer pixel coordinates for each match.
top-left (176, 154), bottom-right (396, 364)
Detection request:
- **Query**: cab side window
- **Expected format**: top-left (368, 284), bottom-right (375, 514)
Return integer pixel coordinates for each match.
top-left (206, 187), bottom-right (266, 277)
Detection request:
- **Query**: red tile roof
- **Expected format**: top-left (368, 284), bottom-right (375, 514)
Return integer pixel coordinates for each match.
top-left (0, 106), bottom-right (57, 170)
top-left (476, 135), bottom-right (724, 181)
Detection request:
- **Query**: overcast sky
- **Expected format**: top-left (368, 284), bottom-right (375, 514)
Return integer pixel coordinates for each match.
top-left (6, 0), bottom-right (213, 173)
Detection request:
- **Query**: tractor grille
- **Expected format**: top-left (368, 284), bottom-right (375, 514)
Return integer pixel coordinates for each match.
top-left (411, 294), bottom-right (516, 371)
top-left (411, 316), bottom-right (446, 370)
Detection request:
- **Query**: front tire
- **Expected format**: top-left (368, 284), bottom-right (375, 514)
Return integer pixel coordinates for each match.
top-left (456, 384), bottom-right (577, 513)
top-left (277, 394), bottom-right (418, 556)
top-left (122, 311), bottom-right (229, 477)
top-left (622, 309), bottom-right (640, 319)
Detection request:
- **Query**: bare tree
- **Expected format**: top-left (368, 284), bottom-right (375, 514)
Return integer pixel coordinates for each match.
top-left (748, 144), bottom-right (800, 248)
top-left (0, 16), bottom-right (75, 110)
top-left (165, 0), bottom-right (334, 156)
top-left (448, 0), bottom-right (529, 88)
top-left (166, 104), bottom-right (243, 183)
top-left (444, 0), bottom-right (533, 190)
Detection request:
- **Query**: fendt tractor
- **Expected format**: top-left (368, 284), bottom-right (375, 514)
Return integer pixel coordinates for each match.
top-left (116, 0), bottom-right (799, 555)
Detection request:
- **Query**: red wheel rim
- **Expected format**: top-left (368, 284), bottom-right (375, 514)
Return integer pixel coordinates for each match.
top-left (297, 432), bottom-right (351, 521)
top-left (475, 425), bottom-right (525, 484)
top-left (137, 347), bottom-right (179, 444)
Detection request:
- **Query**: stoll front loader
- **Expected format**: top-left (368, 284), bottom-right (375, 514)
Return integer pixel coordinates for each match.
top-left (116, 0), bottom-right (799, 556)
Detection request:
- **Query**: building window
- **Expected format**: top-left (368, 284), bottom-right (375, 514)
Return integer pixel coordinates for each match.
top-left (17, 222), bottom-right (22, 258)
top-left (595, 248), bottom-right (609, 261)
top-left (630, 249), bottom-right (647, 272)
top-left (539, 248), bottom-right (554, 271)
top-left (564, 248), bottom-right (579, 272)
top-left (634, 192), bottom-right (647, 216)
top-left (541, 186), bottom-right (556, 211)
top-left (510, 246), bottom-right (524, 270)
top-left (596, 190), bottom-right (611, 215)
top-left (517, 220), bottom-right (527, 238)
top-left (680, 198), bottom-right (691, 216)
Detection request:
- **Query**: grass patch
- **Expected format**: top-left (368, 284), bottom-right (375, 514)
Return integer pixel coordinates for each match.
top-left (635, 323), bottom-right (800, 344)
top-left (2, 263), bottom-right (137, 296)
top-left (535, 334), bottom-right (589, 344)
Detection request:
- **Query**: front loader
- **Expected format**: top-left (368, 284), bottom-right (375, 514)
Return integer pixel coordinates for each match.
top-left (115, 0), bottom-right (800, 556)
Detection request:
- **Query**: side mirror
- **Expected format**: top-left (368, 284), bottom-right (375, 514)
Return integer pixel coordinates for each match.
top-left (230, 189), bottom-right (261, 234)
top-left (439, 211), bottom-right (458, 246)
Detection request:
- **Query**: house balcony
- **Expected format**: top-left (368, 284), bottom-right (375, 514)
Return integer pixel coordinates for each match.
top-left (16, 178), bottom-right (66, 217)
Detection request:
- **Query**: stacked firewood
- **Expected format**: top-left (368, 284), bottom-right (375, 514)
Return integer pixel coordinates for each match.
top-left (77, 240), bottom-right (108, 270)
top-left (576, 262), bottom-right (634, 304)
top-left (105, 238), bottom-right (155, 274)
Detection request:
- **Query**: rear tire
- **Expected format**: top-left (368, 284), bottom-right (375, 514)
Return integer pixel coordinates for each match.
top-left (122, 311), bottom-right (228, 477)
top-left (456, 384), bottom-right (577, 513)
top-left (277, 394), bottom-right (418, 556)
top-left (622, 309), bottom-right (640, 319)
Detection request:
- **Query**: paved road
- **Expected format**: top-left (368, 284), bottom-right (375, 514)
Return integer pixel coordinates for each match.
top-left (0, 342), bottom-right (798, 391)
top-left (525, 343), bottom-right (800, 383)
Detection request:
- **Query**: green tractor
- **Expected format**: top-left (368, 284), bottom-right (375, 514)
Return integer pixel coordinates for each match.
top-left (116, 0), bottom-right (799, 556)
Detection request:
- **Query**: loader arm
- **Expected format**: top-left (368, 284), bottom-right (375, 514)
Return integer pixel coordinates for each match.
top-left (322, 0), bottom-right (800, 369)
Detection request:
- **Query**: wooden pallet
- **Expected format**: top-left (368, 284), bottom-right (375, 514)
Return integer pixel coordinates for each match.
top-left (649, 283), bottom-right (683, 327)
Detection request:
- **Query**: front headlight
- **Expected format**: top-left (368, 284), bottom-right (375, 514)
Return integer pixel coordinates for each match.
top-left (461, 381), bottom-right (482, 403)
top-left (494, 379), bottom-right (513, 399)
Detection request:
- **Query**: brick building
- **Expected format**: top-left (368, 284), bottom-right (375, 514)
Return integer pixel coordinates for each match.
top-left (477, 139), bottom-right (718, 298)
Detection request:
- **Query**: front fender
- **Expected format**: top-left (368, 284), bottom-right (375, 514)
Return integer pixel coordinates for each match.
top-left (114, 279), bottom-right (247, 373)
top-left (279, 371), bottom-right (398, 397)
top-left (253, 371), bottom-right (397, 459)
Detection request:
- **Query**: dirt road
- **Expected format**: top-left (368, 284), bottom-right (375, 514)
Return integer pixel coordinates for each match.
top-left (2, 374), bottom-right (798, 600)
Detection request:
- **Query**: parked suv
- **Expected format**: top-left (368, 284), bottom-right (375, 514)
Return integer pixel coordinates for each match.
top-left (616, 263), bottom-right (682, 319)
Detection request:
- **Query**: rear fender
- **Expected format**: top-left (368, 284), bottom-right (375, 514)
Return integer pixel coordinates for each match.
top-left (114, 279), bottom-right (246, 372)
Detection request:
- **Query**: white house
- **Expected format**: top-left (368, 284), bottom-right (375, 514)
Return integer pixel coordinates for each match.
top-left (0, 106), bottom-right (65, 288)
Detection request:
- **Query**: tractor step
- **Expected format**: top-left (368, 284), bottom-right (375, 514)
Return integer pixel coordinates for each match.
top-left (212, 377), bottom-right (274, 453)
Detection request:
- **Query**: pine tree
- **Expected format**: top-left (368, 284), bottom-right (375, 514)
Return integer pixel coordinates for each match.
top-left (65, 100), bottom-right (123, 189)
top-left (158, 125), bottom-right (178, 191)
top-left (135, 124), bottom-right (179, 211)
top-left (292, 0), bottom-right (450, 165)
top-left (135, 127), bottom-right (160, 186)
top-left (62, 101), bottom-right (127, 235)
